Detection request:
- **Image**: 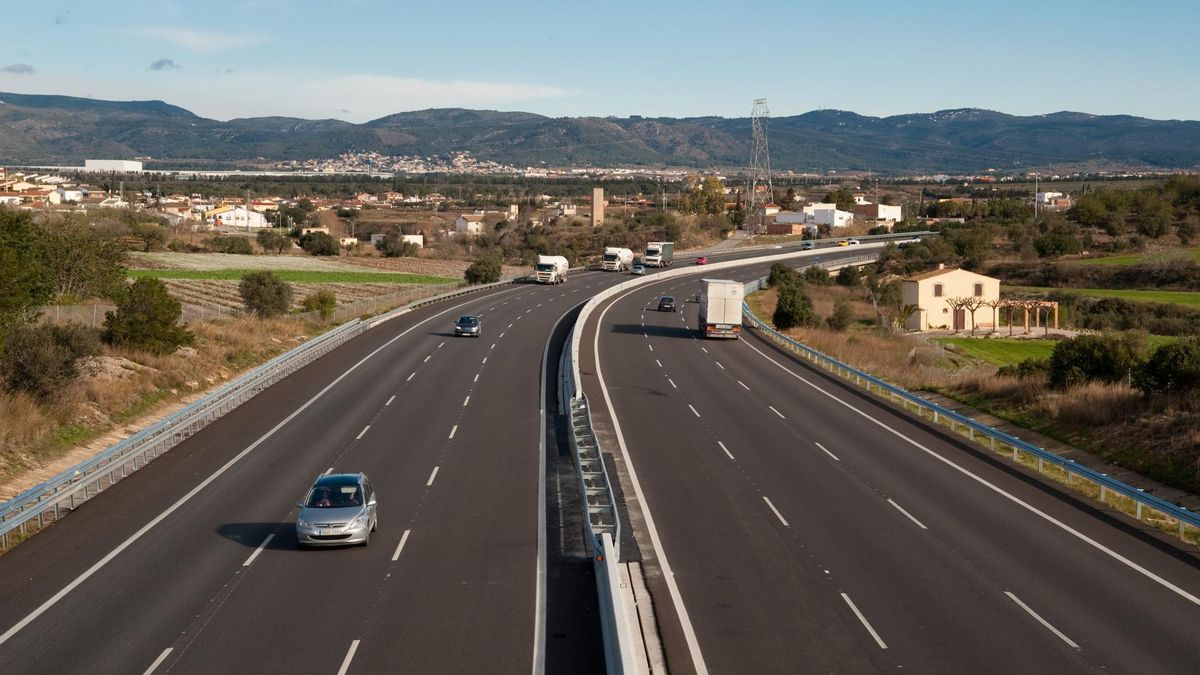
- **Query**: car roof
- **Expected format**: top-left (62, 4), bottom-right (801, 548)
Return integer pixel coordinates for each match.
top-left (457, 315), bottom-right (479, 321)
top-left (313, 473), bottom-right (364, 488)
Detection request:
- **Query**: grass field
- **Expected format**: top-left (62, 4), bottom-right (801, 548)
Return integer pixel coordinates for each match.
top-left (1072, 248), bottom-right (1200, 266)
top-left (937, 338), bottom-right (1057, 365)
top-left (130, 269), bottom-right (456, 284)
top-left (1007, 286), bottom-right (1200, 309)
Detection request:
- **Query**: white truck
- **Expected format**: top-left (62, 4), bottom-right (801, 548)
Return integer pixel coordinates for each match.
top-left (600, 247), bottom-right (634, 272)
top-left (699, 279), bottom-right (743, 339)
top-left (534, 255), bottom-right (569, 284)
top-left (643, 241), bottom-right (674, 267)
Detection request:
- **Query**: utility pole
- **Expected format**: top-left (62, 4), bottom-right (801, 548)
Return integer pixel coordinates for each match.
top-left (747, 98), bottom-right (773, 234)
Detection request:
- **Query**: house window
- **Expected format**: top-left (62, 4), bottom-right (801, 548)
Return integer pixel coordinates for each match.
top-left (974, 283), bottom-right (983, 297)
top-left (933, 283), bottom-right (943, 297)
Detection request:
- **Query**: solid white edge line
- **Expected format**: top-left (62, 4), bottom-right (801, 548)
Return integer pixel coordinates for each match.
top-left (763, 496), bottom-right (790, 527)
top-left (739, 336), bottom-right (1200, 607)
top-left (768, 405), bottom-right (786, 419)
top-left (688, 404), bottom-right (701, 418)
top-left (385, 395), bottom-right (395, 406)
top-left (841, 593), bottom-right (888, 649)
top-left (143, 647), bottom-right (173, 675)
top-left (814, 442), bottom-right (840, 461)
top-left (324, 467), bottom-right (334, 475)
top-left (0, 292), bottom-right (487, 648)
top-left (336, 639), bottom-right (361, 675)
top-left (887, 498), bottom-right (929, 530)
top-left (242, 533), bottom-right (276, 567)
top-left (356, 425), bottom-right (370, 440)
top-left (1005, 591), bottom-right (1080, 649)
top-left (593, 285), bottom-right (709, 675)
top-left (391, 529), bottom-right (411, 562)
top-left (449, 425), bottom-right (457, 439)
top-left (717, 441), bottom-right (734, 460)
top-left (427, 466), bottom-right (440, 486)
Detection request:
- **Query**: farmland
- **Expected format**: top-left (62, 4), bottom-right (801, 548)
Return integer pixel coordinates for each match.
top-left (1071, 248), bottom-right (1200, 266)
top-left (1006, 286), bottom-right (1200, 309)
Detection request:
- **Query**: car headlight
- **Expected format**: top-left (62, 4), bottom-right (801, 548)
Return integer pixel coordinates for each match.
top-left (349, 515), bottom-right (366, 528)
top-left (297, 517), bottom-right (312, 529)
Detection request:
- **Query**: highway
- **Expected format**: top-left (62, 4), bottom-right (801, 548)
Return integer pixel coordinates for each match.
top-left (0, 271), bottom-right (625, 674)
top-left (579, 261), bottom-right (1200, 673)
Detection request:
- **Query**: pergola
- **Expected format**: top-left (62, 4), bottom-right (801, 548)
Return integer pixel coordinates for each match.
top-left (994, 298), bottom-right (1059, 336)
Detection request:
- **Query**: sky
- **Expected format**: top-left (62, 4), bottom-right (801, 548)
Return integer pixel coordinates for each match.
top-left (0, 0), bottom-right (1197, 123)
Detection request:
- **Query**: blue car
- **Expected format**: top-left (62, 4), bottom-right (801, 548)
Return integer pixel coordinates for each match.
top-left (631, 264), bottom-right (646, 275)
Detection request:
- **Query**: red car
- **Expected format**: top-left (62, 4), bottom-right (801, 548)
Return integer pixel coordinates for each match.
top-left (695, 256), bottom-right (709, 265)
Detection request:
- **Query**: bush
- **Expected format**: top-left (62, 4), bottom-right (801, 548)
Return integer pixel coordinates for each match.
top-left (301, 289), bottom-right (337, 319)
top-left (239, 271), bottom-right (293, 317)
top-left (826, 298), bottom-right (853, 331)
top-left (376, 236), bottom-right (420, 258)
top-left (300, 232), bottom-right (339, 256)
top-left (835, 266), bottom-right (861, 286)
top-left (104, 278), bottom-right (194, 355)
top-left (1133, 337), bottom-right (1200, 395)
top-left (256, 229), bottom-right (290, 253)
top-left (803, 265), bottom-right (833, 285)
top-left (768, 263), bottom-right (801, 289)
top-left (997, 357), bottom-right (1051, 379)
top-left (1048, 333), bottom-right (1145, 389)
top-left (773, 283), bottom-right (819, 330)
top-left (465, 251), bottom-right (503, 284)
top-left (0, 324), bottom-right (102, 399)
top-left (207, 235), bottom-right (254, 255)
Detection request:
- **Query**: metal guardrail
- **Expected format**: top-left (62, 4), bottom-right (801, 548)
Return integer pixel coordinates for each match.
top-left (0, 275), bottom-right (532, 551)
top-left (740, 277), bottom-right (1200, 544)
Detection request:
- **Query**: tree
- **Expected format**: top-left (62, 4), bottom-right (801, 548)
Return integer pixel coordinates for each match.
top-left (823, 188), bottom-right (855, 212)
top-left (961, 297), bottom-right (986, 335)
top-left (239, 271), bottom-right (294, 317)
top-left (826, 298), bottom-right (853, 331)
top-left (0, 209), bottom-right (54, 339)
top-left (208, 235), bottom-right (254, 255)
top-left (301, 289), bottom-right (338, 320)
top-left (1176, 215), bottom-right (1198, 246)
top-left (803, 265), bottom-right (833, 285)
top-left (768, 262), bottom-right (801, 289)
top-left (104, 278), bottom-right (194, 354)
top-left (895, 303), bottom-right (920, 330)
top-left (300, 231), bottom-right (339, 256)
top-left (1048, 333), bottom-right (1145, 389)
top-left (1133, 337), bottom-right (1200, 395)
top-left (680, 176), bottom-right (726, 215)
top-left (375, 235), bottom-right (420, 258)
top-left (835, 265), bottom-right (861, 286)
top-left (0, 324), bottom-right (101, 399)
top-left (773, 283), bottom-right (819, 330)
top-left (130, 222), bottom-right (167, 252)
top-left (465, 251), bottom-right (503, 284)
top-left (256, 229), bottom-right (290, 253)
top-left (33, 213), bottom-right (127, 303)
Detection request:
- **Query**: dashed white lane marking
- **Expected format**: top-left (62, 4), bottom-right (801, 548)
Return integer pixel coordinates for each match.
top-left (668, 378), bottom-right (677, 389)
top-left (768, 405), bottom-right (786, 419)
top-left (491, 343), bottom-right (497, 350)
top-left (841, 593), bottom-right (887, 649)
top-left (499, 332), bottom-right (506, 338)
top-left (737, 380), bottom-right (750, 391)
top-left (887, 498), bottom-right (928, 530)
top-left (656, 359), bottom-right (663, 368)
top-left (508, 323), bottom-right (514, 329)
top-left (391, 529), bottom-right (412, 562)
top-left (482, 356), bottom-right (488, 365)
top-left (473, 373), bottom-right (479, 383)
top-left (423, 355), bottom-right (431, 363)
top-left (356, 425), bottom-right (370, 440)
top-left (143, 648), bottom-right (173, 675)
top-left (406, 372), bottom-right (415, 382)
top-left (489, 306), bottom-right (496, 311)
top-left (449, 425), bottom-right (458, 439)
top-left (718, 441), bottom-right (734, 460)
top-left (688, 404), bottom-right (701, 418)
top-left (463, 396), bottom-right (470, 407)
top-left (427, 466), bottom-right (440, 486)
top-left (648, 344), bottom-right (655, 352)
top-left (242, 533), bottom-right (275, 567)
top-left (715, 361), bottom-right (725, 370)
top-left (336, 639), bottom-right (361, 675)
top-left (437, 341), bottom-right (445, 349)
top-left (385, 395), bottom-right (395, 406)
top-left (700, 347), bottom-right (708, 354)
top-left (815, 442), bottom-right (840, 461)
top-left (1005, 592), bottom-right (1079, 649)
top-left (763, 496), bottom-right (790, 527)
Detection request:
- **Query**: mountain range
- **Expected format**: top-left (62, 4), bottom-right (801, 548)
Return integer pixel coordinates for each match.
top-left (1, 92), bottom-right (1198, 173)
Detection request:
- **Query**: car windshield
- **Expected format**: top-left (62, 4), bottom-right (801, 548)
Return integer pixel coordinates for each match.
top-left (660, 297), bottom-right (674, 304)
top-left (457, 316), bottom-right (479, 326)
top-left (306, 483), bottom-right (362, 508)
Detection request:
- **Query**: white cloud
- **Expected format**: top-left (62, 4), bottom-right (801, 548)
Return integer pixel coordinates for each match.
top-left (137, 26), bottom-right (268, 52)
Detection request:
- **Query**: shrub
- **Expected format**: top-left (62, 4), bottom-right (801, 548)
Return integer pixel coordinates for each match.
top-left (0, 324), bottom-right (102, 399)
top-left (826, 298), bottom-right (853, 331)
top-left (301, 289), bottom-right (337, 319)
top-left (256, 229), bottom-right (290, 253)
top-left (1133, 337), bottom-right (1200, 395)
top-left (239, 271), bottom-right (293, 317)
top-left (1048, 333), bottom-right (1145, 389)
top-left (835, 265), bottom-right (861, 286)
top-left (465, 251), bottom-right (502, 284)
top-left (104, 278), bottom-right (194, 355)
top-left (773, 283), bottom-right (819, 330)
top-left (768, 263), bottom-right (801, 289)
top-left (207, 235), bottom-right (254, 255)
top-left (803, 265), bottom-right (833, 285)
top-left (376, 236), bottom-right (420, 258)
top-left (300, 232), bottom-right (339, 256)
top-left (998, 357), bottom-right (1051, 379)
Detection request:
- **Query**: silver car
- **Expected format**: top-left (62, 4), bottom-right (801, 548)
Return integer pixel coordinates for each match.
top-left (296, 473), bottom-right (377, 547)
top-left (454, 314), bottom-right (481, 337)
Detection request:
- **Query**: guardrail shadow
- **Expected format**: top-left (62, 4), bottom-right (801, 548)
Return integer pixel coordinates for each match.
top-left (609, 322), bottom-right (695, 340)
top-left (217, 522), bottom-right (296, 549)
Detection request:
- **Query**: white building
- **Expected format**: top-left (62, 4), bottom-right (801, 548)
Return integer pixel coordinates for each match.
top-left (50, 187), bottom-right (85, 204)
top-left (210, 206), bottom-right (268, 229)
top-left (454, 214), bottom-right (484, 236)
top-left (85, 159), bottom-right (143, 172)
top-left (811, 207), bottom-right (854, 228)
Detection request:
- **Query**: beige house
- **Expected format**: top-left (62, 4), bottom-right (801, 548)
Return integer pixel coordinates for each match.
top-left (902, 266), bottom-right (1000, 331)
top-left (454, 214), bottom-right (484, 236)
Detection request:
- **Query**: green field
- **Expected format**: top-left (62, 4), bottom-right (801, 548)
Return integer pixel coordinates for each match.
top-left (1073, 248), bottom-right (1200, 266)
top-left (129, 269), bottom-right (457, 284)
top-left (937, 338), bottom-right (1057, 365)
top-left (1006, 286), bottom-right (1200, 309)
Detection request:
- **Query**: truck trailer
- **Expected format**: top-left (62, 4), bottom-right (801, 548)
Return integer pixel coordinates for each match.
top-left (699, 279), bottom-right (743, 339)
top-left (643, 241), bottom-right (674, 267)
top-left (534, 255), bottom-right (569, 284)
top-left (600, 247), bottom-right (634, 272)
